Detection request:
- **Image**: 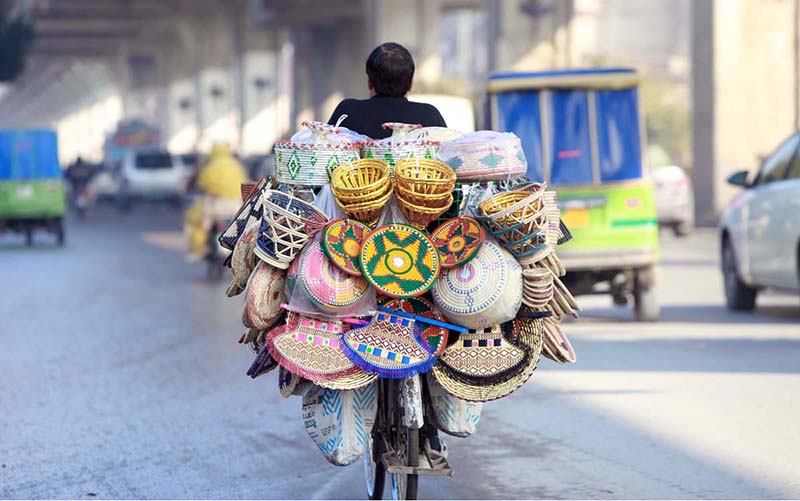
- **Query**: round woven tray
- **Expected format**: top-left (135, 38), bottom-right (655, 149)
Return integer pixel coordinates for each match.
top-left (299, 241), bottom-right (370, 312)
top-left (322, 219), bottom-right (371, 276)
top-left (432, 240), bottom-right (522, 329)
top-left (430, 216), bottom-right (485, 269)
top-left (359, 223), bottom-right (441, 298)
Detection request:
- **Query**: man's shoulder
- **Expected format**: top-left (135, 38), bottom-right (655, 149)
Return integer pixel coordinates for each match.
top-left (335, 98), bottom-right (370, 110)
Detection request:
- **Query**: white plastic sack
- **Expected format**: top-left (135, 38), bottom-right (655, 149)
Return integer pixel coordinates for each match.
top-left (301, 383), bottom-right (378, 466)
top-left (427, 374), bottom-right (482, 438)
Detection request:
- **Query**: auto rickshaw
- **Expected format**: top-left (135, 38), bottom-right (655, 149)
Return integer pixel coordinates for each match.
top-left (0, 129), bottom-right (66, 246)
top-left (488, 68), bottom-right (660, 321)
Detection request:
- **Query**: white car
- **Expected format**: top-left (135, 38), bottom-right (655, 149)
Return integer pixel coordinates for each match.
top-left (653, 165), bottom-right (695, 236)
top-left (118, 149), bottom-right (189, 208)
top-left (719, 131), bottom-right (800, 310)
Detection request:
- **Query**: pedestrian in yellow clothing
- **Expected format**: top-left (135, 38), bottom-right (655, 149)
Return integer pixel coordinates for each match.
top-left (185, 144), bottom-right (249, 259)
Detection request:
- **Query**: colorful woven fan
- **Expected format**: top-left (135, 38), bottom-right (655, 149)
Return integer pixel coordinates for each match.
top-left (432, 322), bottom-right (543, 402)
top-left (430, 216), bottom-right (485, 269)
top-left (359, 223), bottom-right (440, 298)
top-left (267, 315), bottom-right (376, 389)
top-left (382, 297), bottom-right (449, 356)
top-left (341, 309), bottom-right (436, 378)
top-left (299, 241), bottom-right (370, 313)
top-left (322, 219), bottom-right (371, 276)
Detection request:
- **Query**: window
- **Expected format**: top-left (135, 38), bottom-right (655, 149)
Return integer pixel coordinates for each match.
top-left (495, 91), bottom-right (544, 182)
top-left (549, 90), bottom-right (593, 185)
top-left (784, 145), bottom-right (800, 180)
top-left (595, 89), bottom-right (642, 182)
top-left (135, 152), bottom-right (175, 170)
top-left (755, 133), bottom-right (800, 185)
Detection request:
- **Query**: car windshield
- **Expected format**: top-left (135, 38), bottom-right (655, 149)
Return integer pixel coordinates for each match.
top-left (136, 152), bottom-right (175, 170)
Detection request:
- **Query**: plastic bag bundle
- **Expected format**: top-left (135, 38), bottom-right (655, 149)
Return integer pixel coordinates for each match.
top-left (436, 131), bottom-right (527, 181)
top-left (301, 383), bottom-right (377, 466)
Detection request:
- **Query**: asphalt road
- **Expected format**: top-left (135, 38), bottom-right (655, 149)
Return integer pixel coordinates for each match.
top-left (1, 205), bottom-right (798, 500)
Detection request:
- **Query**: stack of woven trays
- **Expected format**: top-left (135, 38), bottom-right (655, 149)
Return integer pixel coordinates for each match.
top-left (331, 159), bottom-right (393, 226)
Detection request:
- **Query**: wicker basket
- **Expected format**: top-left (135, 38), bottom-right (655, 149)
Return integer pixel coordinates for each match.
top-left (336, 187), bottom-right (394, 226)
top-left (274, 121), bottom-right (362, 187)
top-left (475, 186), bottom-right (550, 259)
top-left (331, 159), bottom-right (392, 204)
top-left (396, 191), bottom-right (453, 227)
top-left (254, 189), bottom-right (330, 269)
top-left (394, 158), bottom-right (457, 195)
top-left (436, 131), bottom-right (527, 181)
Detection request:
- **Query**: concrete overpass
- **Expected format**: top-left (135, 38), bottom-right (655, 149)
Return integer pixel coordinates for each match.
top-left (1, 0), bottom-right (798, 220)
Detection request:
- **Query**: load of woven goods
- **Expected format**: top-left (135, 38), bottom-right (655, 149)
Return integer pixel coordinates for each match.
top-left (219, 120), bottom-right (579, 466)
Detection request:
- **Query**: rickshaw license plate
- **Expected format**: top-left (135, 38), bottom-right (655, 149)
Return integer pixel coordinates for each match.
top-left (16, 184), bottom-right (34, 199)
top-left (562, 208), bottom-right (590, 228)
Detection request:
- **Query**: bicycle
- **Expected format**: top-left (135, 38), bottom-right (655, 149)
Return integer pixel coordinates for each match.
top-left (364, 376), bottom-right (452, 500)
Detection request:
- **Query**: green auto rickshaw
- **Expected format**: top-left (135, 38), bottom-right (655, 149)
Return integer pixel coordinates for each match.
top-left (0, 129), bottom-right (66, 246)
top-left (488, 68), bottom-right (660, 321)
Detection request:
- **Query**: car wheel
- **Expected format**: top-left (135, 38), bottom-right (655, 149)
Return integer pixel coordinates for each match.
top-left (673, 220), bottom-right (693, 237)
top-left (722, 240), bottom-right (757, 311)
top-left (633, 267), bottom-right (660, 321)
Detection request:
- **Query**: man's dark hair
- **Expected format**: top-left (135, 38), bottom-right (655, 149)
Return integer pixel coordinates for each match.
top-left (366, 42), bottom-right (415, 97)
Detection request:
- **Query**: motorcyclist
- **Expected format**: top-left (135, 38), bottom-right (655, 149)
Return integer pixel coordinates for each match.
top-left (184, 143), bottom-right (248, 261)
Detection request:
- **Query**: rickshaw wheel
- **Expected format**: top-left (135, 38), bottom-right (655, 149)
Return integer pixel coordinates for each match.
top-left (633, 267), bottom-right (660, 321)
top-left (55, 218), bottom-right (65, 247)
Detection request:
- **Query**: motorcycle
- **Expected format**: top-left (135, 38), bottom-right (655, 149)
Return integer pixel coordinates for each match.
top-left (205, 218), bottom-right (231, 281)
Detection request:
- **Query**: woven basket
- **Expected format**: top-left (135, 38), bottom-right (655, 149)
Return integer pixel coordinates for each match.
top-left (396, 190), bottom-right (453, 227)
top-left (331, 159), bottom-right (390, 194)
top-left (254, 190), bottom-right (330, 269)
top-left (331, 159), bottom-right (392, 205)
top-left (394, 158), bottom-right (457, 195)
top-left (432, 240), bottom-right (523, 329)
top-left (395, 182), bottom-right (454, 205)
top-left (362, 123), bottom-right (438, 172)
top-left (336, 187), bottom-right (393, 227)
top-left (274, 121), bottom-right (361, 186)
top-left (436, 131), bottom-right (527, 181)
top-left (475, 186), bottom-right (550, 259)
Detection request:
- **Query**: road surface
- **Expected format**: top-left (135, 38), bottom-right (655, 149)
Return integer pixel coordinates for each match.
top-left (1, 205), bottom-right (798, 499)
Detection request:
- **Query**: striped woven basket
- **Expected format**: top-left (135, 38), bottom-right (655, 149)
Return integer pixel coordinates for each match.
top-left (361, 123), bottom-right (438, 172)
top-left (274, 121), bottom-right (361, 186)
top-left (254, 189), bottom-right (330, 269)
top-left (436, 131), bottom-right (527, 181)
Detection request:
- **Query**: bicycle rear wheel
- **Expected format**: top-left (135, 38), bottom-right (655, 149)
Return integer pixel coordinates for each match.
top-left (364, 431), bottom-right (385, 500)
top-left (389, 380), bottom-right (419, 501)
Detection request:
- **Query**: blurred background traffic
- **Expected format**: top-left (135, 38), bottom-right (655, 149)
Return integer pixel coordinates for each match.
top-left (1, 0), bottom-right (799, 499)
